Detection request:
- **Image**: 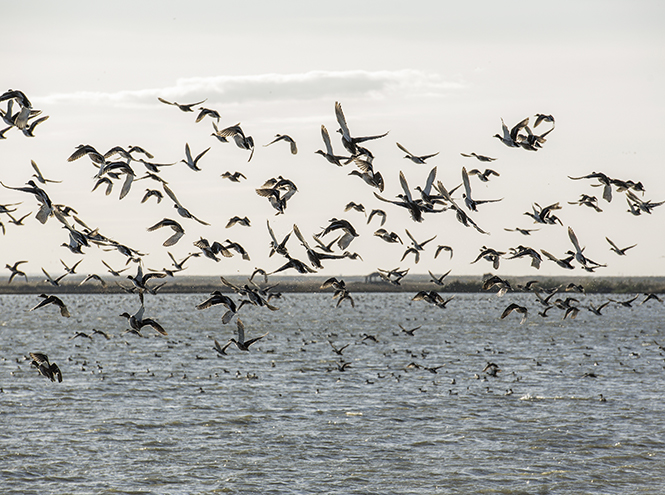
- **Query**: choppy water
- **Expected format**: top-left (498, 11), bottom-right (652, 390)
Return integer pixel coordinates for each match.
top-left (1, 292), bottom-right (664, 494)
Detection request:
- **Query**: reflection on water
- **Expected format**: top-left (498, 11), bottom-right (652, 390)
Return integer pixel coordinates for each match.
top-left (2, 292), bottom-right (665, 494)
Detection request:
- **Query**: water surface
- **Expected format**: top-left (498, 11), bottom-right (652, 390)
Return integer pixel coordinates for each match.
top-left (1, 292), bottom-right (664, 494)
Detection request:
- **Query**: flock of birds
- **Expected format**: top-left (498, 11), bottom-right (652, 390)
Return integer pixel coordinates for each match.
top-left (1, 88), bottom-right (663, 384)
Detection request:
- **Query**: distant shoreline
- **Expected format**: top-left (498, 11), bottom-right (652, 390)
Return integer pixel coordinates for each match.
top-left (1, 274), bottom-right (663, 294)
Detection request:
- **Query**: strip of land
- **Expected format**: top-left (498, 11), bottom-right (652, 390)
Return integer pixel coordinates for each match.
top-left (0, 274), bottom-right (663, 294)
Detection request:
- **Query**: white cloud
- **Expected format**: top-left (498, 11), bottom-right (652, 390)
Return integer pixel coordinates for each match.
top-left (35, 70), bottom-right (464, 107)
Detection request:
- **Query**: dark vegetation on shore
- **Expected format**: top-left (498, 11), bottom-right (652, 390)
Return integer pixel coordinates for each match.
top-left (1, 274), bottom-right (663, 295)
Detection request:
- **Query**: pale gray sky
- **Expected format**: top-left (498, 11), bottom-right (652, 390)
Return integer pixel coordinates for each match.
top-left (2, 1), bottom-right (664, 280)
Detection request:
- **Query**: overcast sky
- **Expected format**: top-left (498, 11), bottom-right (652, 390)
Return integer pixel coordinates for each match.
top-left (2, 0), bottom-right (664, 281)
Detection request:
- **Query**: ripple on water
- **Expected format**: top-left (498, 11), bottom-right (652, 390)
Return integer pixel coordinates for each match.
top-left (2, 292), bottom-right (665, 494)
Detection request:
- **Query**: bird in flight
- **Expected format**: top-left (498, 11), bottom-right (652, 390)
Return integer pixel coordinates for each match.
top-left (396, 142), bottom-right (439, 164)
top-left (158, 97), bottom-right (207, 112)
top-left (30, 294), bottom-right (71, 317)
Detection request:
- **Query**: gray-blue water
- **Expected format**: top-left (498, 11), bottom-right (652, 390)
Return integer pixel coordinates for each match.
top-left (1, 292), bottom-right (664, 494)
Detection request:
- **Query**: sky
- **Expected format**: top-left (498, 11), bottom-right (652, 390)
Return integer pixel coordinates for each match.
top-left (2, 0), bottom-right (665, 282)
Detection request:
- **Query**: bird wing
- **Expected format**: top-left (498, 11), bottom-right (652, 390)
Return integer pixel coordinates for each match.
top-left (540, 250), bottom-right (560, 262)
top-left (320, 125), bottom-right (334, 155)
top-left (500, 303), bottom-right (519, 319)
top-left (194, 146), bottom-right (211, 163)
top-left (567, 226), bottom-right (582, 253)
top-left (462, 167), bottom-right (472, 199)
top-left (423, 166), bottom-right (437, 196)
top-left (162, 184), bottom-right (181, 206)
top-left (399, 171), bottom-right (413, 202)
top-left (142, 318), bottom-right (167, 335)
top-left (335, 102), bottom-right (351, 141)
top-left (292, 224), bottom-right (312, 250)
top-left (396, 142), bottom-right (413, 157)
top-left (236, 318), bottom-right (246, 343)
top-left (605, 237), bottom-right (620, 251)
top-left (163, 230), bottom-right (185, 247)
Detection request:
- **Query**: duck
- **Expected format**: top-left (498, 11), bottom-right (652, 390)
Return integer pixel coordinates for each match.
top-left (367, 208), bottom-right (387, 226)
top-left (119, 304), bottom-right (167, 336)
top-left (506, 245), bottom-right (542, 269)
top-left (493, 117), bottom-right (528, 147)
top-left (5, 211), bottom-right (30, 226)
top-left (377, 267), bottom-right (409, 286)
top-left (181, 143), bottom-right (210, 172)
top-left (29, 352), bottom-right (62, 382)
top-left (127, 264), bottom-right (167, 294)
top-left (226, 216), bottom-right (251, 228)
top-left (541, 249), bottom-right (575, 270)
top-left (21, 115), bottom-right (49, 137)
top-left (567, 226), bottom-right (595, 267)
top-left (141, 189), bottom-right (163, 204)
top-left (60, 259), bottom-right (82, 275)
top-left (224, 240), bottom-right (251, 261)
top-left (483, 362), bottom-right (502, 377)
top-left (329, 341), bottom-right (350, 355)
top-left (374, 171), bottom-right (425, 222)
top-left (373, 228), bottom-right (402, 244)
top-left (212, 122), bottom-right (255, 161)
top-left (157, 97), bottom-right (207, 112)
top-left (608, 295), bottom-right (640, 308)
top-left (344, 202), bottom-right (366, 215)
top-left (460, 152), bottom-right (497, 162)
top-left (193, 237), bottom-right (232, 262)
top-left (79, 274), bottom-right (107, 287)
top-left (468, 168), bottom-right (500, 183)
top-left (472, 246), bottom-right (506, 270)
top-left (349, 169), bottom-right (384, 192)
top-left (318, 218), bottom-right (359, 250)
top-left (0, 180), bottom-right (54, 224)
top-left (504, 227), bottom-right (539, 236)
top-left (586, 301), bottom-right (611, 315)
top-left (434, 245), bottom-right (453, 259)
top-left (197, 290), bottom-right (241, 324)
top-left (606, 237), bottom-right (637, 256)
top-left (67, 144), bottom-right (105, 164)
top-left (292, 224), bottom-right (345, 269)
top-left (335, 101), bottom-right (388, 156)
top-left (266, 220), bottom-right (291, 258)
top-left (315, 125), bottom-right (349, 166)
top-left (264, 134), bottom-right (298, 154)
top-left (269, 255), bottom-right (316, 275)
top-left (534, 114), bottom-right (555, 127)
top-left (195, 107), bottom-right (221, 123)
top-left (428, 269), bottom-right (451, 286)
top-left (500, 303), bottom-right (527, 324)
top-left (412, 291), bottom-right (454, 309)
top-left (229, 318), bottom-right (267, 351)
top-left (30, 160), bottom-right (61, 184)
top-left (30, 294), bottom-right (70, 317)
top-left (101, 260), bottom-right (129, 277)
top-left (462, 167), bottom-right (502, 211)
top-left (220, 171), bottom-right (247, 182)
top-left (147, 218), bottom-right (185, 247)
top-left (213, 338), bottom-right (232, 356)
top-left (568, 172), bottom-right (613, 203)
top-left (320, 277), bottom-right (354, 308)
top-left (399, 324), bottom-right (421, 336)
top-left (568, 194), bottom-right (603, 212)
top-left (6, 260), bottom-right (28, 283)
top-left (163, 184), bottom-right (210, 225)
top-left (482, 275), bottom-right (512, 297)
top-left (640, 293), bottom-right (663, 305)
top-left (42, 268), bottom-right (67, 286)
top-left (396, 142), bottom-right (439, 164)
